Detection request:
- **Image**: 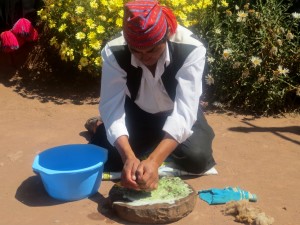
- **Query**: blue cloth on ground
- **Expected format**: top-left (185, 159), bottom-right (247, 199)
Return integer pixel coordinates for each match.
top-left (198, 187), bottom-right (257, 205)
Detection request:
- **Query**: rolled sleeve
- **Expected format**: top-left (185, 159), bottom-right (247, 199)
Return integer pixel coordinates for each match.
top-left (163, 46), bottom-right (206, 143)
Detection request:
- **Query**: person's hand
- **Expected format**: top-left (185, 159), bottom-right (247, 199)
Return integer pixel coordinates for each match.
top-left (135, 158), bottom-right (160, 191)
top-left (121, 156), bottom-right (141, 190)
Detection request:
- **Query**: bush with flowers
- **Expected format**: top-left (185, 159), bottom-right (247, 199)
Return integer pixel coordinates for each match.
top-left (196, 0), bottom-right (300, 114)
top-left (37, 0), bottom-right (212, 74)
top-left (37, 0), bottom-right (299, 114)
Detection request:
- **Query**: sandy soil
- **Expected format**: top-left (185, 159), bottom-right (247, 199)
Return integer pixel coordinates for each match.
top-left (0, 43), bottom-right (299, 225)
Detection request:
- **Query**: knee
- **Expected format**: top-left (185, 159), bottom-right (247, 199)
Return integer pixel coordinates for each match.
top-left (186, 154), bottom-right (213, 174)
top-left (172, 149), bottom-right (216, 174)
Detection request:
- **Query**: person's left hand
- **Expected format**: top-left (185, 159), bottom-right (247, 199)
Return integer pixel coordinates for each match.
top-left (135, 158), bottom-right (160, 191)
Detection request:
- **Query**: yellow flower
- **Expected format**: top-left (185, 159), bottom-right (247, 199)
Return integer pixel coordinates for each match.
top-left (286, 31), bottom-right (294, 41)
top-left (48, 20), bottom-right (56, 28)
top-left (277, 39), bottom-right (283, 46)
top-left (75, 6), bottom-right (85, 14)
top-left (172, 0), bottom-right (180, 7)
top-left (207, 57), bottom-right (215, 63)
top-left (114, 0), bottom-right (124, 8)
top-left (205, 74), bottom-right (214, 85)
top-left (96, 25), bottom-right (105, 34)
top-left (214, 28), bottom-right (221, 34)
top-left (277, 65), bottom-right (289, 75)
top-left (183, 5), bottom-right (194, 13)
top-left (37, 9), bottom-right (47, 20)
top-left (86, 19), bottom-right (96, 29)
top-left (292, 12), bottom-right (300, 19)
top-left (76, 32), bottom-right (86, 40)
top-left (99, 15), bottom-right (107, 21)
top-left (226, 10), bottom-right (232, 16)
top-left (221, 0), bottom-right (228, 7)
top-left (66, 48), bottom-right (74, 61)
top-left (100, 0), bottom-right (109, 6)
top-left (196, 0), bottom-right (212, 9)
top-left (69, 54), bottom-right (75, 61)
top-left (58, 24), bottom-right (67, 32)
top-left (90, 0), bottom-right (98, 9)
top-left (89, 39), bottom-right (102, 50)
top-left (80, 57), bottom-right (89, 67)
top-left (50, 37), bottom-right (58, 46)
top-left (88, 32), bottom-right (97, 40)
top-left (37, 9), bottom-right (43, 16)
top-left (83, 48), bottom-right (93, 57)
top-left (250, 56), bottom-right (262, 67)
top-left (118, 10), bottom-right (124, 18)
top-left (183, 20), bottom-right (192, 28)
top-left (116, 18), bottom-right (123, 27)
top-left (94, 57), bottom-right (102, 66)
top-left (60, 42), bottom-right (68, 54)
top-left (61, 12), bottom-right (69, 19)
top-left (223, 48), bottom-right (232, 60)
top-left (237, 10), bottom-right (248, 22)
top-left (176, 11), bottom-right (187, 21)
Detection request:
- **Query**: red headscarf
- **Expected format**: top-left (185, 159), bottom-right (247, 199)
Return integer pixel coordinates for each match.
top-left (123, 0), bottom-right (177, 48)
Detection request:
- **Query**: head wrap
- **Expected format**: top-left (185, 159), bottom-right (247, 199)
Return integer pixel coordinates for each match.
top-left (123, 0), bottom-right (177, 48)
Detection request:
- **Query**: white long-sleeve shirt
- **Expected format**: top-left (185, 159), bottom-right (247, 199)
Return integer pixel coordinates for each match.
top-left (99, 25), bottom-right (206, 146)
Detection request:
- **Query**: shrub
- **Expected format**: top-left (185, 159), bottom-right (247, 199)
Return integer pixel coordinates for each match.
top-left (196, 0), bottom-right (300, 114)
top-left (38, 0), bottom-right (299, 114)
top-left (37, 0), bottom-right (212, 75)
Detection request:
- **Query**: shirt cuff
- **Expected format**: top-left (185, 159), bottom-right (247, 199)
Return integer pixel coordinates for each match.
top-left (106, 121), bottom-right (129, 146)
top-left (163, 116), bottom-right (193, 144)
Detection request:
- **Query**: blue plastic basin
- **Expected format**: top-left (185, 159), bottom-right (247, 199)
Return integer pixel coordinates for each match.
top-left (32, 144), bottom-right (107, 201)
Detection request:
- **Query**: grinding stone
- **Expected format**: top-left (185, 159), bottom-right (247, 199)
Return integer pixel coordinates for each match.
top-left (108, 177), bottom-right (197, 224)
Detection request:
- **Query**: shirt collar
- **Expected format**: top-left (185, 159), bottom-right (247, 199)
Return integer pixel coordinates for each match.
top-left (130, 42), bottom-right (171, 68)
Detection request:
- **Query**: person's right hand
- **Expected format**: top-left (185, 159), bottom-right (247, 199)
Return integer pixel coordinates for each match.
top-left (121, 156), bottom-right (141, 190)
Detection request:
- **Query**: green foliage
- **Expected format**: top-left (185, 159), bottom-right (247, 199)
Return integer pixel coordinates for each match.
top-left (195, 0), bottom-right (300, 114)
top-left (38, 0), bottom-right (213, 75)
top-left (38, 0), bottom-right (126, 75)
top-left (38, 0), bottom-right (299, 114)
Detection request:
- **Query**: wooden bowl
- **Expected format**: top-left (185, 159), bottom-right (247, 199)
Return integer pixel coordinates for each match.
top-left (108, 177), bottom-right (197, 224)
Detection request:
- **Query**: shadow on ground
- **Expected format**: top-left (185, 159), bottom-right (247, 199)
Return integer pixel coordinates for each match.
top-left (88, 192), bottom-right (133, 224)
top-left (0, 35), bottom-right (100, 105)
top-left (229, 118), bottom-right (300, 146)
top-left (15, 175), bottom-right (65, 207)
top-left (15, 175), bottom-right (130, 223)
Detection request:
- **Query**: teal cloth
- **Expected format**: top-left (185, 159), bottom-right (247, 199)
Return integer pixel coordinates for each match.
top-left (198, 187), bottom-right (257, 205)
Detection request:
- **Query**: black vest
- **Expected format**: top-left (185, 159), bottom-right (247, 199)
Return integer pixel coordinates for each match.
top-left (110, 41), bottom-right (197, 102)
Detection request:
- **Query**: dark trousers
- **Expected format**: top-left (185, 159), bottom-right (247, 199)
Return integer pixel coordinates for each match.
top-left (91, 97), bottom-right (216, 173)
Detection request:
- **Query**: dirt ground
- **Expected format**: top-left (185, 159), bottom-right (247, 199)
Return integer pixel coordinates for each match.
top-left (0, 43), bottom-right (299, 225)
